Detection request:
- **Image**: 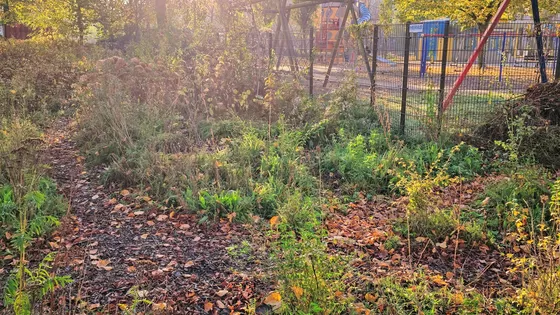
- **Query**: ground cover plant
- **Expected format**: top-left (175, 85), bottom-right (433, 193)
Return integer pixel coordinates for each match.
top-left (0, 1), bottom-right (559, 314)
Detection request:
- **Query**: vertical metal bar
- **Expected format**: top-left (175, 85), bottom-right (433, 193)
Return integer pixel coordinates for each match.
top-left (531, 0), bottom-right (548, 83)
top-left (370, 25), bottom-right (379, 105)
top-left (400, 22), bottom-right (411, 136)
top-left (323, 2), bottom-right (351, 87)
top-left (309, 26), bottom-right (314, 96)
top-left (350, 5), bottom-right (373, 84)
top-left (555, 35), bottom-right (560, 81)
top-left (499, 32), bottom-right (506, 82)
top-left (437, 20), bottom-right (450, 136)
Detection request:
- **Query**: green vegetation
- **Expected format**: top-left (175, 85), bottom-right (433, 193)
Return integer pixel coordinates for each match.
top-left (0, 1), bottom-right (558, 313)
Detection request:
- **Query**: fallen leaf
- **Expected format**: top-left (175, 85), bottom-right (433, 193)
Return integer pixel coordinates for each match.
top-left (216, 290), bottom-right (228, 297)
top-left (121, 189), bottom-right (131, 196)
top-left (291, 286), bottom-right (303, 300)
top-left (179, 224), bottom-right (190, 230)
top-left (193, 236), bottom-right (201, 242)
top-left (127, 266), bottom-right (137, 273)
top-left (88, 303), bottom-right (101, 310)
top-left (431, 275), bottom-right (448, 286)
top-left (446, 271), bottom-right (454, 280)
top-left (134, 211), bottom-right (145, 216)
top-left (216, 300), bottom-right (226, 309)
top-left (152, 302), bottom-right (167, 311)
top-left (185, 261), bottom-right (195, 268)
top-left (96, 260), bottom-right (113, 271)
top-left (204, 302), bottom-right (213, 312)
top-left (263, 292), bottom-right (281, 306)
top-left (141, 234), bottom-right (149, 239)
top-left (156, 215), bottom-right (168, 222)
top-left (114, 204), bottom-right (126, 212)
top-left (147, 221), bottom-right (155, 226)
top-left (481, 197), bottom-right (491, 206)
top-left (269, 216), bottom-right (280, 227)
top-left (365, 293), bottom-right (376, 302)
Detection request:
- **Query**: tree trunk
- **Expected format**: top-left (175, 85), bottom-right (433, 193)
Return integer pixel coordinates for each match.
top-left (75, 0), bottom-right (85, 44)
top-left (477, 23), bottom-right (488, 70)
top-left (155, 0), bottom-right (167, 30)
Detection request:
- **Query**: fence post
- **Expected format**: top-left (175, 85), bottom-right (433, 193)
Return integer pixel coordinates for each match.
top-left (309, 27), bottom-right (314, 96)
top-left (370, 25), bottom-right (379, 106)
top-left (400, 22), bottom-right (411, 136)
top-left (437, 20), bottom-right (451, 137)
top-left (556, 36), bottom-right (560, 81)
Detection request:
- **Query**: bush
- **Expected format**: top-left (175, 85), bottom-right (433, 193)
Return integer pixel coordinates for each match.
top-left (0, 40), bottom-right (94, 118)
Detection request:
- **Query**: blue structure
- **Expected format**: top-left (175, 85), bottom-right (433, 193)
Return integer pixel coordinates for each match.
top-left (419, 19), bottom-right (450, 78)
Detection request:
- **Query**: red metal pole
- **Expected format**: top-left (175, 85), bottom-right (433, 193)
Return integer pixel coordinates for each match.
top-left (442, 0), bottom-right (512, 111)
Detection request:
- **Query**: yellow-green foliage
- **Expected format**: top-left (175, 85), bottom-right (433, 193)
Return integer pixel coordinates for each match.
top-left (507, 179), bottom-right (560, 314)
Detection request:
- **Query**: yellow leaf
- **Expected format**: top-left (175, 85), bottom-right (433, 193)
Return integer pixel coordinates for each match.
top-left (204, 302), bottom-right (213, 312)
top-left (431, 275), bottom-right (448, 286)
top-left (291, 286), bottom-right (303, 299)
top-left (365, 293), bottom-right (376, 302)
top-left (269, 216), bottom-right (280, 227)
top-left (452, 293), bottom-right (464, 305)
top-left (120, 189), bottom-right (131, 196)
top-left (263, 292), bottom-right (282, 306)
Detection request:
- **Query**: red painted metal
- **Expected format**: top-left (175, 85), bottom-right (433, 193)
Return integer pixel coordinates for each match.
top-left (442, 0), bottom-right (512, 111)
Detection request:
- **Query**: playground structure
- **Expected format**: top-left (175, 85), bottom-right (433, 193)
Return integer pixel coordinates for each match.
top-left (234, 0), bottom-right (560, 137)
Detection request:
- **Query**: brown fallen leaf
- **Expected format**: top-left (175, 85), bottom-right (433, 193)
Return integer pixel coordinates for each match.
top-left (121, 189), bottom-right (131, 196)
top-left (152, 302), bottom-right (167, 311)
top-left (216, 290), bottom-right (228, 297)
top-left (141, 234), bottom-right (149, 239)
top-left (185, 261), bottom-right (195, 268)
top-left (95, 260), bottom-right (113, 271)
top-left (147, 221), bottom-right (155, 226)
top-left (204, 302), bottom-right (213, 312)
top-left (156, 214), bottom-right (168, 222)
top-left (127, 266), bottom-right (137, 273)
top-left (216, 300), bottom-right (226, 309)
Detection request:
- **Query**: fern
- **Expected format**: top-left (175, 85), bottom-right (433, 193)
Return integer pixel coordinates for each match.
top-left (3, 253), bottom-right (73, 312)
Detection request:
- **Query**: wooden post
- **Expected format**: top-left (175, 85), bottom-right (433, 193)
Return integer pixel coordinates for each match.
top-left (437, 20), bottom-right (450, 136)
top-left (399, 22), bottom-right (411, 136)
top-left (309, 26), bottom-right (314, 96)
top-left (323, 2), bottom-right (351, 87)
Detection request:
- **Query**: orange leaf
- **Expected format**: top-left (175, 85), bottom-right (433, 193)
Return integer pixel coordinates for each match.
top-left (269, 216), bottom-right (280, 227)
top-left (291, 286), bottom-right (303, 300)
top-left (263, 292), bottom-right (281, 306)
top-left (216, 290), bottom-right (228, 297)
top-left (120, 189), bottom-right (131, 196)
top-left (127, 266), bottom-right (137, 273)
top-left (204, 302), bottom-right (213, 312)
top-left (365, 293), bottom-right (376, 302)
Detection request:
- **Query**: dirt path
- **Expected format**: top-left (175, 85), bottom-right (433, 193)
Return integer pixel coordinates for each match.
top-left (42, 118), bottom-right (269, 314)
